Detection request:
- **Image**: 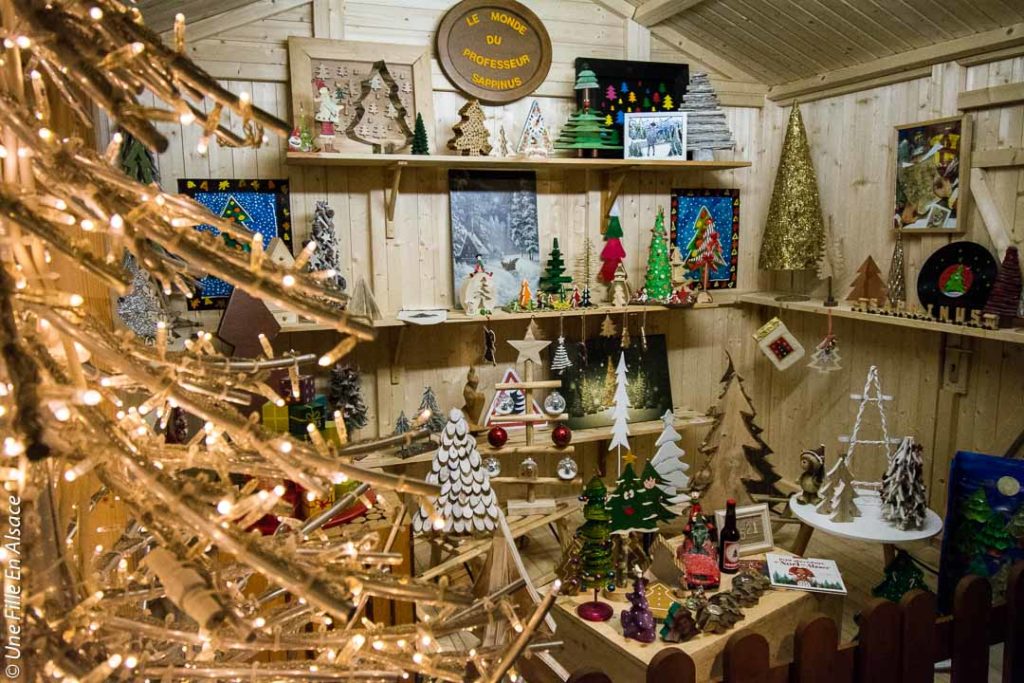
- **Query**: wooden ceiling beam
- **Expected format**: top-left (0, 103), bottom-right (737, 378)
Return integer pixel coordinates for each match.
top-left (768, 21), bottom-right (1024, 102)
top-left (633, 0), bottom-right (708, 27)
top-left (649, 23), bottom-right (760, 82)
top-left (162, 0), bottom-right (312, 42)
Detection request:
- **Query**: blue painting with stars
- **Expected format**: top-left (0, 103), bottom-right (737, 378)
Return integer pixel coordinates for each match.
top-left (177, 178), bottom-right (291, 310)
top-left (670, 187), bottom-right (740, 289)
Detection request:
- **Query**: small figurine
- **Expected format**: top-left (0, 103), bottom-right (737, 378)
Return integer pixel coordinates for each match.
top-left (659, 601), bottom-right (699, 643)
top-left (797, 445), bottom-right (826, 504)
top-left (314, 86), bottom-right (340, 151)
top-left (620, 570), bottom-right (657, 643)
top-left (679, 500), bottom-right (720, 589)
top-left (461, 366), bottom-right (486, 429)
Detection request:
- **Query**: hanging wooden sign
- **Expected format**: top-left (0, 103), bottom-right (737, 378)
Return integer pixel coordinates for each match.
top-left (436, 0), bottom-right (552, 104)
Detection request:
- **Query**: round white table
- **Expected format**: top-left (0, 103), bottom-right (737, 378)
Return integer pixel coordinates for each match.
top-left (789, 489), bottom-right (943, 564)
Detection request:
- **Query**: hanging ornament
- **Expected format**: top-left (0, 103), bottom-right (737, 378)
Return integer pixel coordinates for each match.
top-left (888, 227), bottom-right (906, 305)
top-left (808, 310), bottom-right (842, 373)
top-left (640, 310), bottom-right (648, 352)
top-left (483, 324), bottom-right (497, 365)
top-left (552, 422), bottom-right (573, 447)
top-left (576, 314), bottom-right (589, 369)
top-left (557, 456), bottom-right (579, 481)
top-left (483, 456), bottom-right (501, 477)
top-left (544, 390), bottom-right (567, 415)
top-left (550, 318), bottom-right (572, 374)
top-left (620, 312), bottom-right (631, 349)
top-left (753, 316), bottom-right (805, 371)
top-left (520, 457), bottom-right (538, 478)
top-left (487, 425), bottom-right (508, 448)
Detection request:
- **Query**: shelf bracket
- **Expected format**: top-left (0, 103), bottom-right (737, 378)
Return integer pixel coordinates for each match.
top-left (390, 325), bottom-right (406, 385)
top-left (384, 164), bottom-right (403, 239)
top-left (601, 169), bottom-right (627, 223)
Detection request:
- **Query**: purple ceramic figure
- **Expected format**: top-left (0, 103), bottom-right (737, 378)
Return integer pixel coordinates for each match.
top-left (620, 570), bottom-right (657, 643)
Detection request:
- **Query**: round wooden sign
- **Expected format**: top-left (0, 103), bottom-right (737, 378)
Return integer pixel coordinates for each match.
top-left (436, 0), bottom-right (552, 104)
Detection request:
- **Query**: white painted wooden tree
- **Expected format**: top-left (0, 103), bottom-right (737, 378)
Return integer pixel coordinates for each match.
top-left (413, 408), bottom-right (499, 535)
top-left (650, 409), bottom-right (691, 510)
top-left (607, 352), bottom-right (631, 470)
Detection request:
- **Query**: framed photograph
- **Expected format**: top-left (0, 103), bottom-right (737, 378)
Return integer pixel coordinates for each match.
top-left (715, 503), bottom-right (774, 557)
top-left (893, 115), bottom-right (970, 234)
top-left (574, 58), bottom-right (689, 157)
top-left (287, 37), bottom-right (434, 154)
top-left (450, 170), bottom-right (540, 306)
top-left (671, 188), bottom-right (740, 289)
top-left (559, 334), bottom-right (673, 430)
top-left (177, 178), bottom-right (291, 311)
top-left (624, 112), bottom-right (687, 159)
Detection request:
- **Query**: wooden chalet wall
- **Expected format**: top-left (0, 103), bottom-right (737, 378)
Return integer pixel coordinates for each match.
top-left (143, 0), bottom-right (1024, 514)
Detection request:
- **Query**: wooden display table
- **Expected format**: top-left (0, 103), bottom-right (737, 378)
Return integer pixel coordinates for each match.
top-left (550, 550), bottom-right (843, 681)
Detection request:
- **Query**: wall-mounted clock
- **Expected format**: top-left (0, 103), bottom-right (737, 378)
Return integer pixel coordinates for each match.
top-left (917, 241), bottom-right (998, 316)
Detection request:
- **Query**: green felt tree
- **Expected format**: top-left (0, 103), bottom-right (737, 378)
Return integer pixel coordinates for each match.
top-left (638, 460), bottom-right (675, 524)
top-left (538, 237), bottom-right (573, 294)
top-left (872, 549), bottom-right (930, 602)
top-left (606, 462), bottom-right (657, 534)
top-left (577, 476), bottom-right (616, 591)
top-left (644, 207), bottom-right (672, 301)
top-left (411, 113), bottom-right (429, 155)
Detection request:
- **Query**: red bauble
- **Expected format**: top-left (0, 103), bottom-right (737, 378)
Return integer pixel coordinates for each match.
top-left (552, 423), bottom-right (572, 447)
top-left (487, 426), bottom-right (508, 448)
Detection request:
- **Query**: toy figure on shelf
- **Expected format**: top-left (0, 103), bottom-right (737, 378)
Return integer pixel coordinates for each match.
top-left (797, 445), bottom-right (826, 504)
top-left (575, 476), bottom-right (616, 622)
top-left (620, 570), bottom-right (657, 643)
top-left (678, 499), bottom-right (720, 589)
top-left (314, 86), bottom-right (339, 152)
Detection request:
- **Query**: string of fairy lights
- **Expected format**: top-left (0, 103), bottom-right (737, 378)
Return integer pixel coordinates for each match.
top-left (0, 0), bottom-right (559, 680)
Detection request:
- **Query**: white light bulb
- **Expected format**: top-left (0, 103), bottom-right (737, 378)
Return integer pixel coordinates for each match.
top-left (89, 7), bottom-right (103, 20)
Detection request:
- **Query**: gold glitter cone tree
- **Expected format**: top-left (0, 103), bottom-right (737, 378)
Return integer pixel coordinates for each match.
top-left (759, 104), bottom-right (826, 281)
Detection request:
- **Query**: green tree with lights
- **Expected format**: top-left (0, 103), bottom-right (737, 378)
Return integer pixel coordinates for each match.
top-left (644, 207), bottom-right (672, 301)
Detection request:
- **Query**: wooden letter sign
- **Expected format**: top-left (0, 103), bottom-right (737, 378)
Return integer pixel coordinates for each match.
top-left (436, 0), bottom-right (552, 104)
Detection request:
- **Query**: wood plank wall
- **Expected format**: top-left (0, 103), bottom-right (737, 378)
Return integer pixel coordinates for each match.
top-left (144, 0), bottom-right (1024, 516)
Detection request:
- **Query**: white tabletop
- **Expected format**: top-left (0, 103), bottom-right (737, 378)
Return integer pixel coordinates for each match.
top-left (789, 489), bottom-right (943, 545)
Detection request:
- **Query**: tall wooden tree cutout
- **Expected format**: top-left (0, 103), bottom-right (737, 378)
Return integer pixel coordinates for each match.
top-left (693, 354), bottom-right (782, 512)
top-left (847, 256), bottom-right (888, 304)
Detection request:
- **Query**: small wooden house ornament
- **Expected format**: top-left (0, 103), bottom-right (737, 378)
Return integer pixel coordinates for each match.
top-left (266, 237), bottom-right (295, 268)
top-left (752, 316), bottom-right (805, 370)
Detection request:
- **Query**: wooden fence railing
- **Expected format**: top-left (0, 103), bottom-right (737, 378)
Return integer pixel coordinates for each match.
top-left (566, 562), bottom-right (1024, 683)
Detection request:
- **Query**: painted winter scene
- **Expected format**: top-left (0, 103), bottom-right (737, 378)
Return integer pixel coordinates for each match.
top-left (450, 171), bottom-right (540, 307)
top-left (671, 188), bottom-right (740, 289)
top-left (624, 112), bottom-right (687, 159)
top-left (560, 335), bottom-right (673, 430)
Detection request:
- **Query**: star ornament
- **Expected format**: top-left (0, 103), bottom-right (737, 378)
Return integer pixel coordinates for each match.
top-left (507, 325), bottom-right (550, 365)
top-left (622, 451), bottom-right (637, 465)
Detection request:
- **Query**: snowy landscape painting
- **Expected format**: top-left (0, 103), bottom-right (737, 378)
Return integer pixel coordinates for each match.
top-left (560, 335), bottom-right (673, 430)
top-left (449, 171), bottom-right (540, 307)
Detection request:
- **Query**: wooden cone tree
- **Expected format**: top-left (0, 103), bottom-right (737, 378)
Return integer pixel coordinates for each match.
top-left (693, 355), bottom-right (782, 511)
top-left (448, 100), bottom-right (492, 156)
top-left (984, 246), bottom-right (1022, 326)
top-left (846, 256), bottom-right (888, 304)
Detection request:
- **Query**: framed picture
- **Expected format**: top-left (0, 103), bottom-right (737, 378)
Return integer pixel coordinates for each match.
top-left (624, 112), bottom-right (687, 159)
top-left (449, 170), bottom-right (540, 306)
top-left (670, 188), bottom-right (740, 289)
top-left (715, 503), bottom-right (774, 557)
top-left (559, 335), bottom-right (673, 430)
top-left (893, 115), bottom-right (970, 234)
top-left (574, 58), bottom-right (689, 156)
top-left (939, 450), bottom-right (1024, 613)
top-left (287, 37), bottom-right (434, 154)
top-left (177, 178), bottom-right (291, 311)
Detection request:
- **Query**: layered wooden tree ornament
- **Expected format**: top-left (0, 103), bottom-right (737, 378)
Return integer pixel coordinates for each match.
top-left (448, 99), bottom-right (492, 156)
top-left (984, 246), bottom-right (1022, 327)
top-left (412, 408), bottom-right (500, 535)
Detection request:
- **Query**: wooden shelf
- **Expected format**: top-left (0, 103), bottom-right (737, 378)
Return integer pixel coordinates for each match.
top-left (279, 292), bottom-right (748, 334)
top-left (286, 151), bottom-right (751, 172)
top-left (740, 292), bottom-right (1024, 345)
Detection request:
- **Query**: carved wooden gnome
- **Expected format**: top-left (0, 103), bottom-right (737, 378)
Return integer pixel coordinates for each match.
top-left (413, 409), bottom-right (500, 535)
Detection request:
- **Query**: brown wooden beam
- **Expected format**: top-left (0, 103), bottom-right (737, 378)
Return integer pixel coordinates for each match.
top-left (633, 0), bottom-right (708, 27)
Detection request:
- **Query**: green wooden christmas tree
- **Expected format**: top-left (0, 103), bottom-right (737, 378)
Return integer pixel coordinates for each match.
top-left (872, 549), bottom-right (930, 603)
top-left (556, 68), bottom-right (622, 158)
top-left (538, 237), bottom-right (573, 295)
top-left (411, 113), bottom-right (429, 155)
top-left (644, 207), bottom-right (672, 301)
top-left (575, 476), bottom-right (616, 623)
top-left (607, 458), bottom-right (658, 534)
top-left (639, 460), bottom-right (675, 524)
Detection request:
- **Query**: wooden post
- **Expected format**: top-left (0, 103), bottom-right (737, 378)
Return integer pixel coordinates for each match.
top-left (1005, 563), bottom-right (1024, 683)
top-left (899, 590), bottom-right (937, 683)
top-left (646, 648), bottom-right (696, 683)
top-left (793, 615), bottom-right (838, 682)
top-left (951, 575), bottom-right (991, 682)
top-left (723, 630), bottom-right (770, 683)
top-left (856, 599), bottom-right (900, 682)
